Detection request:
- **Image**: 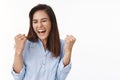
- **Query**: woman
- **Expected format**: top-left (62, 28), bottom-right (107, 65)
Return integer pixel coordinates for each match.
top-left (11, 4), bottom-right (76, 80)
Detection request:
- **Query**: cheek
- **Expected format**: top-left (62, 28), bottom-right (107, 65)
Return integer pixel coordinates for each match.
top-left (47, 23), bottom-right (51, 31)
top-left (47, 26), bottom-right (51, 32)
top-left (32, 26), bottom-right (37, 32)
top-left (32, 23), bottom-right (37, 29)
top-left (32, 24), bottom-right (36, 28)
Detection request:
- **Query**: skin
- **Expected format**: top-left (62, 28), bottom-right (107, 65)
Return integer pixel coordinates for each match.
top-left (63, 35), bottom-right (76, 66)
top-left (13, 10), bottom-right (76, 73)
top-left (13, 34), bottom-right (27, 73)
top-left (32, 10), bottom-right (51, 49)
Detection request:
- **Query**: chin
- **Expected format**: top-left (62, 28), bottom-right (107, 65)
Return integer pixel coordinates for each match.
top-left (38, 36), bottom-right (47, 41)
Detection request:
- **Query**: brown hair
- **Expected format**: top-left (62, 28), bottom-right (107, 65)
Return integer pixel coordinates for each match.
top-left (27, 4), bottom-right (61, 57)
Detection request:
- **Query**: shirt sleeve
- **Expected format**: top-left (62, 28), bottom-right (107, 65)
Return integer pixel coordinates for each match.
top-left (56, 39), bottom-right (72, 80)
top-left (11, 65), bottom-right (26, 80)
top-left (56, 59), bottom-right (72, 80)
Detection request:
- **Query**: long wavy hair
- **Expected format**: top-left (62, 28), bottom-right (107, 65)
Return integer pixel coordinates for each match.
top-left (27, 4), bottom-right (61, 57)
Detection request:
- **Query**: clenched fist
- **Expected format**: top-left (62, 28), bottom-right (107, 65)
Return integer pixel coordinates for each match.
top-left (14, 34), bottom-right (27, 55)
top-left (64, 35), bottom-right (76, 53)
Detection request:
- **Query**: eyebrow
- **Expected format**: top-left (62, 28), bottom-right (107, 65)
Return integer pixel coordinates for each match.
top-left (32, 18), bottom-right (48, 21)
top-left (41, 18), bottom-right (47, 20)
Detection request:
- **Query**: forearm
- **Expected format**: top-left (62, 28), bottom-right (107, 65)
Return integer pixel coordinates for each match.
top-left (63, 51), bottom-right (72, 67)
top-left (13, 51), bottom-right (24, 73)
top-left (63, 35), bottom-right (76, 67)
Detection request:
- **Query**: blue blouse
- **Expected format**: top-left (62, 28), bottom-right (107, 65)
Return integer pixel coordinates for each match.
top-left (11, 39), bottom-right (71, 80)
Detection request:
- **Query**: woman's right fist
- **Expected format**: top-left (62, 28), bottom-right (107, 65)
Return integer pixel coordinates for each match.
top-left (14, 34), bottom-right (27, 55)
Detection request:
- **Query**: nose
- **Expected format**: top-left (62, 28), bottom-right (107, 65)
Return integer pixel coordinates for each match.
top-left (38, 22), bottom-right (42, 27)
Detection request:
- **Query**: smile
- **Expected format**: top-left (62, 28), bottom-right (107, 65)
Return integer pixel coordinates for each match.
top-left (38, 30), bottom-right (46, 33)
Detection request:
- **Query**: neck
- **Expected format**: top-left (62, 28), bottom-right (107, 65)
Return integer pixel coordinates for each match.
top-left (41, 39), bottom-right (47, 51)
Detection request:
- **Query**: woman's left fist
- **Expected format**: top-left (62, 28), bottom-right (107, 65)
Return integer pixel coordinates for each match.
top-left (64, 35), bottom-right (76, 53)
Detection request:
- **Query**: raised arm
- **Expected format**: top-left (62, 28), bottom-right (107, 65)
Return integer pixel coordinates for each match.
top-left (56, 35), bottom-right (76, 80)
top-left (63, 35), bottom-right (76, 66)
top-left (13, 34), bottom-right (26, 73)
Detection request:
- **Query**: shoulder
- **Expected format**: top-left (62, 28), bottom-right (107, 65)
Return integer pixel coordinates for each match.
top-left (24, 39), bottom-right (38, 50)
top-left (22, 39), bottom-right (38, 57)
top-left (24, 40), bottom-right (31, 48)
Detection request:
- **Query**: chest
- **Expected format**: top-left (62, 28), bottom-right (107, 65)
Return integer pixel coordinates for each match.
top-left (24, 46), bottom-right (61, 73)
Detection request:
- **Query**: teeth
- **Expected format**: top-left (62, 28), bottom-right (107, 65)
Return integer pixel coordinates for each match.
top-left (38, 30), bottom-right (45, 33)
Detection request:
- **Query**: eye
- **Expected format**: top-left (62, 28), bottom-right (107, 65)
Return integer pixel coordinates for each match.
top-left (33, 21), bottom-right (37, 23)
top-left (41, 20), bottom-right (47, 22)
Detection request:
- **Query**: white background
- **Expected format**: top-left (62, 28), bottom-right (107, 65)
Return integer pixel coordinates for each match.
top-left (0, 0), bottom-right (120, 80)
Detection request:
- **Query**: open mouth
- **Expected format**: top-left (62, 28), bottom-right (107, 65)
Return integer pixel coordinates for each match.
top-left (38, 30), bottom-right (46, 33)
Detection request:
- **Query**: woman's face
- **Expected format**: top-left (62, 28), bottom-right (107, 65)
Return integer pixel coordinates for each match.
top-left (32, 10), bottom-right (51, 42)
